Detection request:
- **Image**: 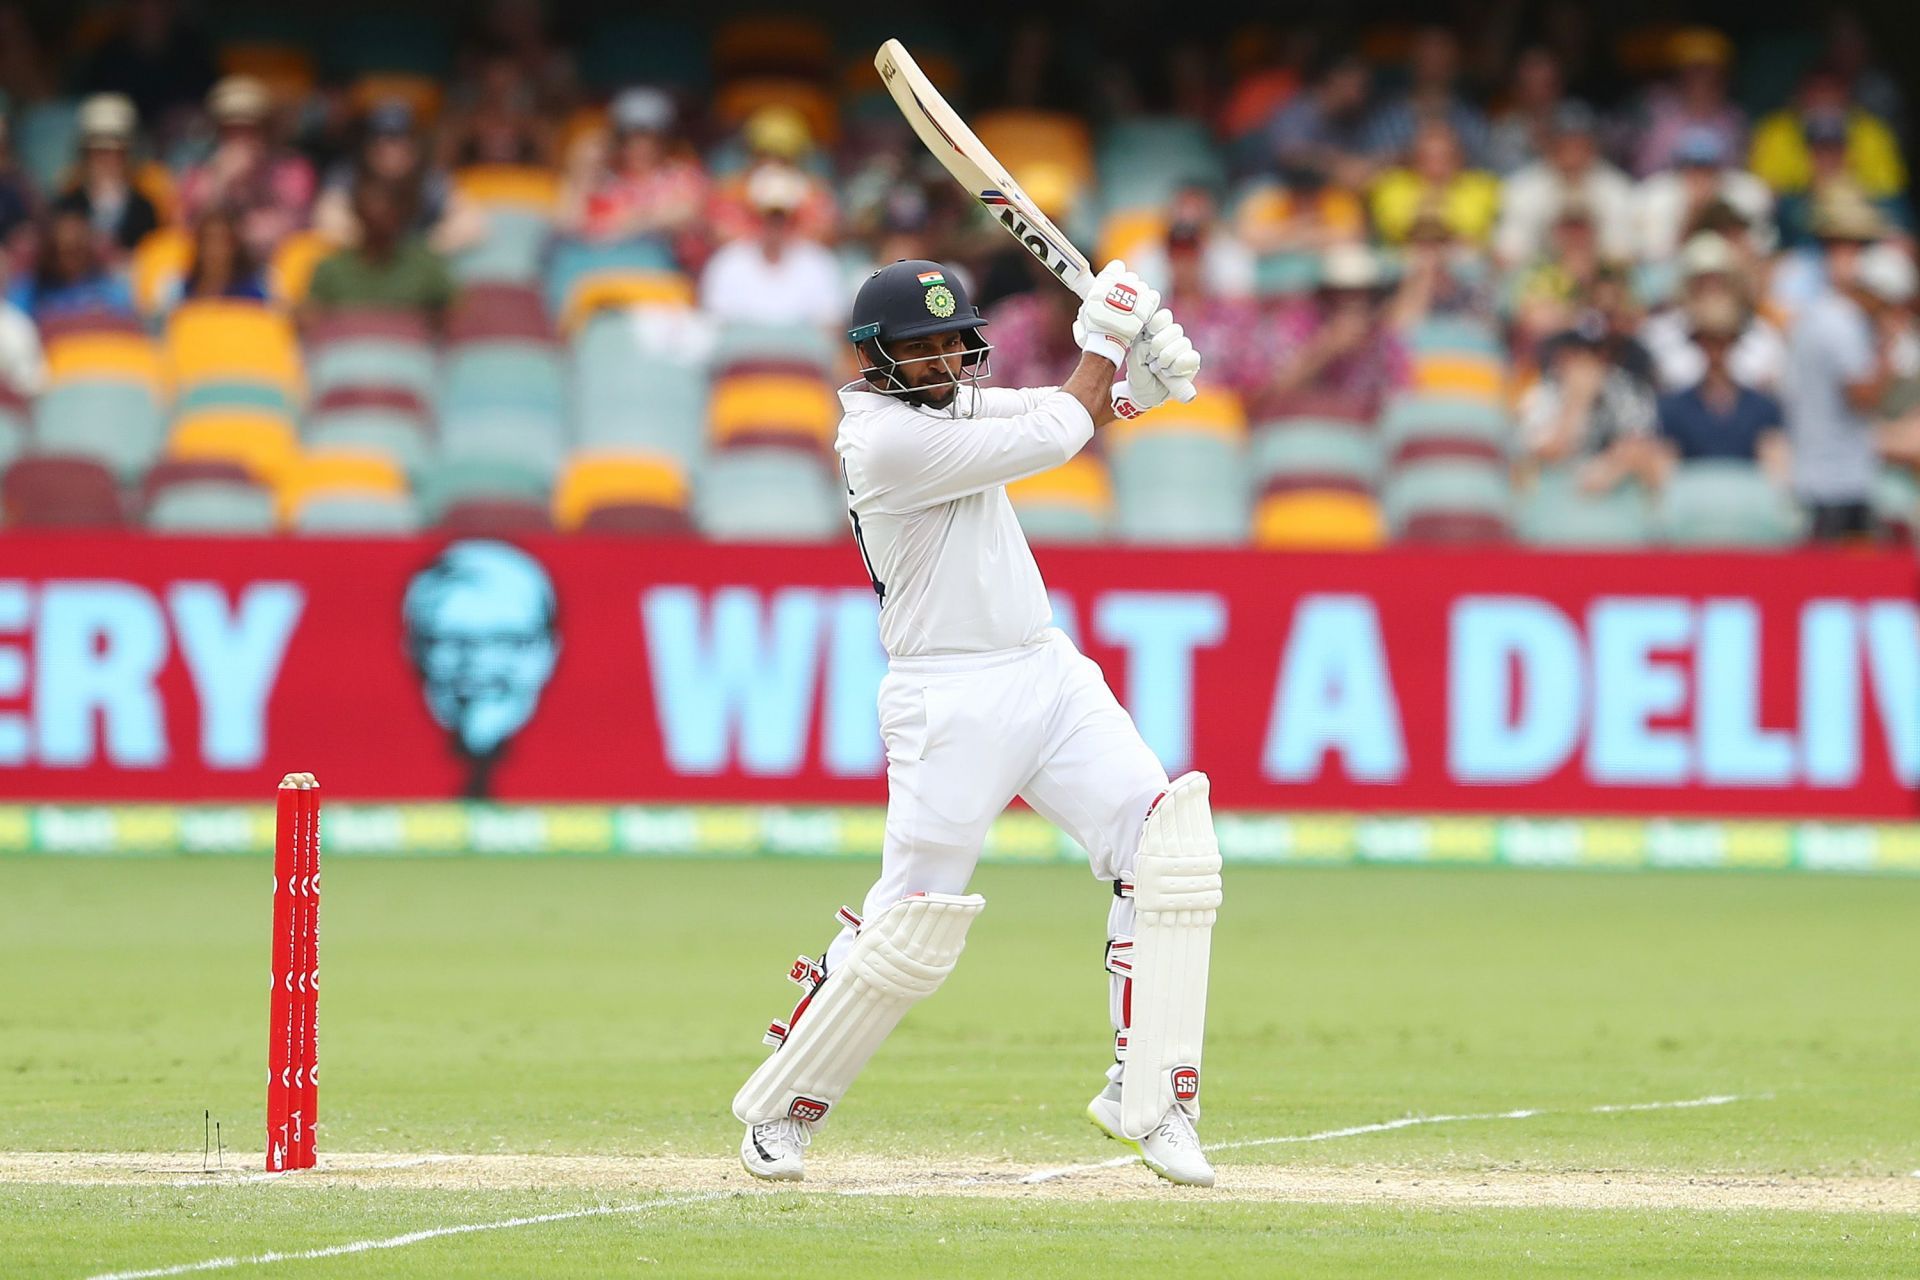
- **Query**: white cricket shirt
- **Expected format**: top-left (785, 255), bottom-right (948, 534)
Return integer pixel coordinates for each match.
top-left (834, 383), bottom-right (1095, 660)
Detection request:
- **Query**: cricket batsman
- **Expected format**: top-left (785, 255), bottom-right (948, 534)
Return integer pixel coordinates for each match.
top-left (733, 259), bottom-right (1219, 1186)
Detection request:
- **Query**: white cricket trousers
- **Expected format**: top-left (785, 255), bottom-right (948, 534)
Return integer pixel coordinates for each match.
top-left (824, 627), bottom-right (1169, 1079)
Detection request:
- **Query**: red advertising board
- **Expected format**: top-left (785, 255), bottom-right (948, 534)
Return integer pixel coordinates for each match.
top-left (0, 534), bottom-right (1913, 817)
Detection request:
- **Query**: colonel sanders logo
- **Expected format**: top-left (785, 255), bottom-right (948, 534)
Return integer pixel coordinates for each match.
top-left (402, 540), bottom-right (560, 798)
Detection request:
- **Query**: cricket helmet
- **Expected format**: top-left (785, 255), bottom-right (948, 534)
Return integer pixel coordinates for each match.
top-left (847, 260), bottom-right (991, 406)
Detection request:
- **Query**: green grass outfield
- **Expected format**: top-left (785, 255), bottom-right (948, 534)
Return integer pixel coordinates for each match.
top-left (2, 858), bottom-right (1917, 1277)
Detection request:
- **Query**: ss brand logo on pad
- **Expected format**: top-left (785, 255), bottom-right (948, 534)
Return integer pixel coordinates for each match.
top-left (788, 1097), bottom-right (829, 1123)
top-left (1105, 282), bottom-right (1138, 313)
top-left (1170, 1065), bottom-right (1200, 1104)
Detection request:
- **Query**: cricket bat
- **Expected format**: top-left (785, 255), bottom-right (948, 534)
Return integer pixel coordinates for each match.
top-left (875, 38), bottom-right (1196, 401)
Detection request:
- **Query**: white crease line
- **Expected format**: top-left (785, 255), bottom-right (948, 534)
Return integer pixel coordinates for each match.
top-left (83, 1191), bottom-right (738, 1280)
top-left (1021, 1093), bottom-right (1756, 1184)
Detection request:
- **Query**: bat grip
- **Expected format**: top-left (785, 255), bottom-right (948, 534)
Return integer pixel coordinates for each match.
top-left (1164, 375), bottom-right (1199, 403)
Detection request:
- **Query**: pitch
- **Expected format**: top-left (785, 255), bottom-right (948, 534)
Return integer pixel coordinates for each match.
top-left (2, 856), bottom-right (1916, 1277)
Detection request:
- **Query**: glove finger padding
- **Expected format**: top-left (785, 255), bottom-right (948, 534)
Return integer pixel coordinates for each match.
top-left (1077, 268), bottom-right (1157, 364)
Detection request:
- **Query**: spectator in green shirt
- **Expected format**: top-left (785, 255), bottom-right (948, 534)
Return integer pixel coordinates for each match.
top-left (303, 178), bottom-right (454, 328)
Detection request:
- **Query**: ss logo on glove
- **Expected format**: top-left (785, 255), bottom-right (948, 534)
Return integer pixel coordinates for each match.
top-left (1104, 282), bottom-right (1138, 313)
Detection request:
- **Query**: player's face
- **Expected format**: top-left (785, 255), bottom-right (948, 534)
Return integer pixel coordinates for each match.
top-left (889, 331), bottom-right (969, 408)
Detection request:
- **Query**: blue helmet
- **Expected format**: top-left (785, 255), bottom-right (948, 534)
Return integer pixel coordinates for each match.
top-left (848, 260), bottom-right (990, 402)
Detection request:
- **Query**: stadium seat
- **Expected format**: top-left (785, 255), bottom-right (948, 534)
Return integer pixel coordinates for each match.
top-left (559, 269), bottom-right (695, 334)
top-left (1112, 432), bottom-right (1250, 544)
top-left (552, 452), bottom-right (690, 533)
top-left (546, 239), bottom-right (680, 320)
top-left (32, 383), bottom-right (166, 481)
top-left (307, 334), bottom-right (438, 407)
top-left (1109, 387), bottom-right (1247, 444)
top-left (1874, 467), bottom-right (1918, 542)
top-left (268, 231), bottom-right (338, 307)
top-left (1516, 466), bottom-right (1655, 548)
top-left (715, 16), bottom-right (833, 79)
top-left (2, 457), bottom-right (124, 527)
top-left (694, 449), bottom-right (842, 541)
top-left (141, 458), bottom-right (255, 507)
top-left (715, 78), bottom-right (839, 146)
top-left (713, 322), bottom-right (839, 377)
top-left (438, 497), bottom-right (553, 533)
top-left (167, 411), bottom-right (301, 485)
top-left (1096, 117), bottom-right (1225, 209)
top-left (217, 40), bottom-right (318, 101)
top-left (454, 166), bottom-right (560, 214)
top-left (1657, 462), bottom-right (1802, 547)
top-left (418, 458), bottom-right (553, 522)
top-left (974, 110), bottom-right (1095, 198)
top-left (709, 372), bottom-right (838, 452)
top-left (1250, 419), bottom-right (1384, 491)
top-left (446, 284), bottom-right (554, 345)
top-left (165, 301), bottom-right (304, 403)
top-left (1007, 454), bottom-right (1113, 543)
top-left (35, 308), bottom-right (144, 344)
top-left (45, 333), bottom-right (168, 396)
top-left (306, 392), bottom-right (432, 478)
top-left (452, 209), bottom-right (554, 285)
top-left (347, 73), bottom-right (443, 123)
top-left (176, 379), bottom-right (297, 419)
top-left (146, 477), bottom-right (278, 535)
top-left (1095, 209), bottom-right (1167, 271)
top-left (0, 392), bottom-right (26, 473)
top-left (292, 493), bottom-right (422, 535)
top-left (1382, 459), bottom-right (1512, 542)
top-left (572, 316), bottom-right (707, 465)
top-left (438, 407), bottom-right (566, 481)
top-left (130, 228), bottom-right (193, 317)
top-left (1412, 355), bottom-right (1506, 404)
top-left (15, 100), bottom-right (79, 192)
top-left (1406, 316), bottom-right (1504, 359)
top-left (441, 345), bottom-right (566, 419)
top-left (1252, 489), bottom-right (1387, 549)
top-left (277, 450), bottom-right (409, 523)
top-left (1380, 395), bottom-right (1511, 467)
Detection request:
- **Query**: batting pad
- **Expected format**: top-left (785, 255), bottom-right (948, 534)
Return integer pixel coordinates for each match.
top-left (1119, 772), bottom-right (1222, 1139)
top-left (733, 892), bottom-right (985, 1128)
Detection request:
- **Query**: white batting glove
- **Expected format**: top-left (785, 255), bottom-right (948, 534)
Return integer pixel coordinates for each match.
top-left (1111, 310), bottom-right (1203, 417)
top-left (1074, 260), bottom-right (1159, 367)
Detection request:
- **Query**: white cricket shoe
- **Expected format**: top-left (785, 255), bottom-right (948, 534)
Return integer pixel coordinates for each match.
top-left (740, 1117), bottom-right (811, 1181)
top-left (1088, 1083), bottom-right (1215, 1187)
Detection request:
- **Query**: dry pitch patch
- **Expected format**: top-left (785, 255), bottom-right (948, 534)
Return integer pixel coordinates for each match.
top-left (6, 1152), bottom-right (1917, 1215)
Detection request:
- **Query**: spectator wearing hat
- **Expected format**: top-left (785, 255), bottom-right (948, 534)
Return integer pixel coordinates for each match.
top-left (1520, 307), bottom-right (1661, 493)
top-left (53, 94), bottom-right (159, 255)
top-left (303, 178), bottom-right (454, 328)
top-left (1485, 48), bottom-right (1570, 176)
top-left (1495, 102), bottom-right (1634, 267)
top-left (698, 164), bottom-right (843, 327)
top-left (1633, 125), bottom-right (1775, 262)
top-left (1641, 233), bottom-right (1786, 394)
top-left (710, 107), bottom-right (837, 246)
top-left (177, 75), bottom-right (316, 264)
top-left (1509, 202), bottom-right (1613, 354)
top-left (1397, 202), bottom-right (1499, 323)
top-left (1262, 244), bottom-right (1411, 420)
top-left (559, 88), bottom-right (707, 254)
top-left (1653, 291), bottom-right (1789, 485)
top-left (1773, 112), bottom-right (1913, 250)
top-left (1783, 235), bottom-right (1914, 540)
top-left (1750, 71), bottom-right (1905, 200)
top-left (1770, 185), bottom-right (1893, 319)
top-left (1362, 27), bottom-right (1488, 167)
top-left (1369, 120), bottom-right (1499, 247)
top-left (7, 206), bottom-right (134, 321)
top-left (1628, 27), bottom-right (1746, 179)
top-left (315, 101), bottom-right (482, 255)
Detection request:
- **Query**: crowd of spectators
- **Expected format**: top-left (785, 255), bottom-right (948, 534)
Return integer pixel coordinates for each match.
top-left (0, 2), bottom-right (1915, 545)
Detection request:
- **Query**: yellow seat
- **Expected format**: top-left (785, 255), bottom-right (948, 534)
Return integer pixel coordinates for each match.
top-left (1253, 489), bottom-right (1386, 549)
top-left (168, 411), bottom-right (300, 486)
top-left (1007, 453), bottom-right (1113, 516)
top-left (974, 111), bottom-right (1095, 193)
top-left (219, 42), bottom-right (317, 102)
top-left (561, 270), bottom-right (695, 332)
top-left (552, 451), bottom-right (689, 531)
top-left (46, 333), bottom-right (168, 394)
top-left (268, 231), bottom-right (338, 307)
top-left (1414, 356), bottom-right (1505, 402)
top-left (130, 227), bottom-right (192, 316)
top-left (715, 16), bottom-right (832, 77)
top-left (709, 374), bottom-right (837, 446)
top-left (1110, 387), bottom-right (1247, 441)
top-left (164, 300), bottom-right (303, 401)
top-left (839, 50), bottom-right (962, 100)
top-left (348, 73), bottom-right (443, 124)
top-left (1095, 209), bottom-right (1168, 269)
top-left (715, 78), bottom-right (839, 146)
top-left (453, 165), bottom-right (561, 214)
top-left (277, 449), bottom-right (409, 521)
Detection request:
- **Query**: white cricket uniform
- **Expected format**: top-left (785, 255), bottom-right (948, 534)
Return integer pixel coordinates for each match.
top-left (826, 382), bottom-right (1169, 1076)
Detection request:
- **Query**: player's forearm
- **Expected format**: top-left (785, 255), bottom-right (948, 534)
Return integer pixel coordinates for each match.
top-left (1062, 351), bottom-right (1121, 428)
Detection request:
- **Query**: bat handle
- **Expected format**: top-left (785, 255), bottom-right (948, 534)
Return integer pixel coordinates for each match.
top-left (1163, 375), bottom-right (1199, 404)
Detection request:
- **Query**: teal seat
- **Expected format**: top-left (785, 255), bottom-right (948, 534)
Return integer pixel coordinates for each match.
top-left (1405, 316), bottom-right (1504, 359)
top-left (1382, 459), bottom-right (1512, 534)
top-left (1112, 434), bottom-right (1249, 544)
top-left (1252, 252), bottom-right (1319, 297)
top-left (1872, 466), bottom-right (1918, 538)
top-left (1380, 394), bottom-right (1511, 456)
top-left (1658, 461), bottom-right (1803, 547)
top-left (1250, 421), bottom-right (1382, 488)
top-left (714, 322), bottom-right (838, 374)
top-left (442, 346), bottom-right (565, 417)
top-left (417, 457), bottom-right (552, 520)
top-left (1015, 503), bottom-right (1110, 543)
top-left (1097, 117), bottom-right (1225, 207)
top-left (452, 211), bottom-right (553, 285)
top-left (292, 493), bottom-right (422, 535)
top-left (694, 450), bottom-right (842, 541)
top-left (16, 100), bottom-right (79, 192)
top-left (1516, 466), bottom-right (1654, 548)
top-left (309, 341), bottom-right (437, 403)
top-left (0, 404), bottom-right (26, 473)
top-left (572, 315), bottom-right (708, 462)
top-left (306, 409), bottom-right (431, 478)
top-left (547, 239), bottom-right (678, 316)
top-left (34, 384), bottom-right (166, 480)
top-left (176, 380), bottom-right (297, 418)
top-left (439, 407), bottom-right (565, 480)
top-left (146, 482), bottom-right (278, 534)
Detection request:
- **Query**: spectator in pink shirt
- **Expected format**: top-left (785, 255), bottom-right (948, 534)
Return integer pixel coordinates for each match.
top-left (1630, 28), bottom-right (1746, 179)
top-left (559, 88), bottom-right (706, 254)
top-left (1262, 244), bottom-right (1410, 421)
top-left (176, 75), bottom-right (315, 264)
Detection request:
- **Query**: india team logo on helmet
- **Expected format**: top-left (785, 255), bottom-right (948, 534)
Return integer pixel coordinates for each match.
top-left (923, 284), bottom-right (956, 318)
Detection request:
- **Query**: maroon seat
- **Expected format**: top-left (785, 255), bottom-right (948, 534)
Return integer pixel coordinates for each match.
top-left (310, 385), bottom-right (432, 423)
top-left (1401, 511), bottom-right (1510, 544)
top-left (36, 308), bottom-right (146, 343)
top-left (1259, 389), bottom-right (1379, 426)
top-left (577, 503), bottom-right (694, 535)
top-left (3, 457), bottom-right (126, 527)
top-left (446, 284), bottom-right (553, 345)
top-left (1390, 437), bottom-right (1507, 468)
top-left (438, 498), bottom-right (552, 533)
top-left (305, 308), bottom-right (433, 348)
top-left (714, 356), bottom-right (831, 381)
top-left (141, 459), bottom-right (259, 510)
top-left (1259, 473), bottom-right (1372, 500)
